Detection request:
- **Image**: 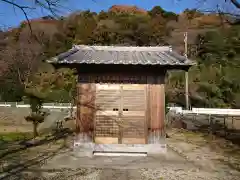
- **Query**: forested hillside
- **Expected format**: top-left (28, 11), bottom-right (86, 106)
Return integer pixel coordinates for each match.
top-left (0, 5), bottom-right (240, 108)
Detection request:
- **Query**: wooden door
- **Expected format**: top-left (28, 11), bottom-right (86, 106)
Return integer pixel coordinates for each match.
top-left (94, 83), bottom-right (147, 144)
top-left (94, 84), bottom-right (120, 144)
top-left (121, 85), bottom-right (147, 144)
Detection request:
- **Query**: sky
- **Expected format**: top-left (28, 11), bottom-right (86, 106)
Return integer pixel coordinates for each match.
top-left (0, 0), bottom-right (228, 28)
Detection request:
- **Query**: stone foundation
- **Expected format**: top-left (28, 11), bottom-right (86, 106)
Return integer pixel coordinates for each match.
top-left (148, 130), bottom-right (165, 144)
top-left (73, 142), bottom-right (166, 157)
top-left (73, 143), bottom-right (167, 157)
top-left (75, 133), bottom-right (92, 143)
top-left (73, 132), bottom-right (166, 157)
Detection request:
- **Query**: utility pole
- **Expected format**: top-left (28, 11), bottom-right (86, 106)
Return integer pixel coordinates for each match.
top-left (184, 32), bottom-right (189, 110)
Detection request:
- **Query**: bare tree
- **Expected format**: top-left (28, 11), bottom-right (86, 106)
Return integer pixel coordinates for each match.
top-left (228, 0), bottom-right (240, 9)
top-left (0, 0), bottom-right (70, 32)
top-left (1, 41), bottom-right (41, 86)
top-left (190, 0), bottom-right (240, 17)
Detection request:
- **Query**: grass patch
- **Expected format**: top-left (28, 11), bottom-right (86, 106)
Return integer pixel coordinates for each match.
top-left (175, 129), bottom-right (204, 139)
top-left (0, 132), bottom-right (33, 142)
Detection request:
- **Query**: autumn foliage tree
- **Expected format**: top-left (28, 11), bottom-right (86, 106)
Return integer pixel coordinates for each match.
top-left (1, 5), bottom-right (240, 110)
top-left (24, 68), bottom-right (76, 137)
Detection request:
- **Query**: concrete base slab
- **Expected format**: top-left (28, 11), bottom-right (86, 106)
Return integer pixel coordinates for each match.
top-left (73, 140), bottom-right (167, 157)
top-left (148, 144), bottom-right (167, 155)
top-left (73, 142), bottom-right (94, 157)
top-left (42, 148), bottom-right (192, 170)
top-left (94, 152), bottom-right (147, 157)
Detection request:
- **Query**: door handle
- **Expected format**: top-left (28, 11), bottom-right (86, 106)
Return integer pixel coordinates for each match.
top-left (113, 108), bottom-right (119, 111)
top-left (123, 108), bottom-right (128, 111)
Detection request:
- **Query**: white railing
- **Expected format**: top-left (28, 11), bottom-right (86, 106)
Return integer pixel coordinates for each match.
top-left (0, 102), bottom-right (76, 109)
top-left (2, 102), bottom-right (240, 116)
top-left (170, 107), bottom-right (240, 116)
top-left (191, 108), bottom-right (240, 115)
top-left (0, 103), bottom-right (11, 107)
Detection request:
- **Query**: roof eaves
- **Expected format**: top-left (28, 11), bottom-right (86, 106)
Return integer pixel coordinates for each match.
top-left (46, 45), bottom-right (196, 66)
top-left (46, 47), bottom-right (79, 63)
top-left (74, 45), bottom-right (172, 52)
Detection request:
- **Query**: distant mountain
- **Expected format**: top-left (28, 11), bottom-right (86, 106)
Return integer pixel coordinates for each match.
top-left (108, 5), bottom-right (147, 15)
top-left (21, 16), bottom-right (58, 26)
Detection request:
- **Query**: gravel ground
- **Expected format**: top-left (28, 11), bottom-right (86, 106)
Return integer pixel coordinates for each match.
top-left (3, 167), bottom-right (240, 180)
top-left (2, 137), bottom-right (240, 180)
top-left (1, 115), bottom-right (240, 180)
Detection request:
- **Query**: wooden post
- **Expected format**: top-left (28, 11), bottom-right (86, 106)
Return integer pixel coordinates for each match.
top-left (76, 83), bottom-right (81, 134)
top-left (184, 32), bottom-right (189, 110)
top-left (76, 82), bottom-right (95, 143)
top-left (148, 76), bottom-right (165, 144)
top-left (185, 71), bottom-right (189, 110)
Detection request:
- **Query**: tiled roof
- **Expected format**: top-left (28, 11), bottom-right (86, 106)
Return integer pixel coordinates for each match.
top-left (47, 45), bottom-right (195, 66)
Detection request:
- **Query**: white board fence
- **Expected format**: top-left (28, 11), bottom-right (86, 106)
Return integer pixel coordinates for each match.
top-left (0, 102), bottom-right (76, 109)
top-left (170, 107), bottom-right (240, 116)
top-left (2, 102), bottom-right (240, 116)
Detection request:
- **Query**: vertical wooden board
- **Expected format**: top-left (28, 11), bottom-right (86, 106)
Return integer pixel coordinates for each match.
top-left (121, 84), bottom-right (147, 144)
top-left (146, 84), bottom-right (151, 131)
top-left (95, 84), bottom-right (121, 111)
top-left (94, 84), bottom-right (121, 141)
top-left (148, 76), bottom-right (165, 131)
top-left (144, 84), bottom-right (149, 143)
top-left (77, 83), bottom-right (96, 134)
top-left (95, 137), bottom-right (118, 144)
top-left (122, 138), bottom-right (146, 144)
top-left (76, 84), bottom-right (81, 133)
top-left (121, 85), bottom-right (146, 111)
top-left (94, 114), bottom-right (119, 139)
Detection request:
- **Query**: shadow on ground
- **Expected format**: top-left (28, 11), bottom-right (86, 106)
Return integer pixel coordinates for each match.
top-left (0, 128), bottom-right (74, 180)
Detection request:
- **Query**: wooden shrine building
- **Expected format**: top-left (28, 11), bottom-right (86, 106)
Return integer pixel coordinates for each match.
top-left (48, 45), bottom-right (194, 156)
